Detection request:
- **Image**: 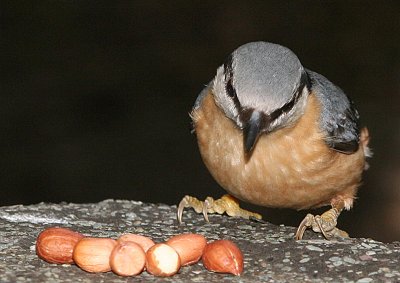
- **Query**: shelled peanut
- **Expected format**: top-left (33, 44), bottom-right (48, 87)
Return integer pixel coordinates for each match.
top-left (36, 227), bottom-right (84, 264)
top-left (35, 227), bottom-right (244, 277)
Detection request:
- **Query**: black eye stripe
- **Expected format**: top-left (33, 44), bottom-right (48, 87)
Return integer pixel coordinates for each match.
top-left (223, 54), bottom-right (234, 78)
top-left (223, 55), bottom-right (241, 107)
top-left (222, 55), bottom-right (309, 127)
top-left (226, 78), bottom-right (237, 98)
top-left (269, 71), bottom-right (309, 121)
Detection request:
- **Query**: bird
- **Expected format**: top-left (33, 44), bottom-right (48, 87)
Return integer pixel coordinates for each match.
top-left (177, 41), bottom-right (371, 240)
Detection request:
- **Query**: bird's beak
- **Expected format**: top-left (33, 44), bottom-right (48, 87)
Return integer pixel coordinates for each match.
top-left (243, 110), bottom-right (264, 156)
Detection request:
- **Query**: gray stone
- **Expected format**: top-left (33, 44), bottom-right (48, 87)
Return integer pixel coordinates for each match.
top-left (0, 199), bottom-right (399, 282)
top-left (306, 245), bottom-right (324, 252)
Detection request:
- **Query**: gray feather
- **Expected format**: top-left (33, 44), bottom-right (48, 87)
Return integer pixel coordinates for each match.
top-left (307, 69), bottom-right (360, 153)
top-left (193, 82), bottom-right (211, 111)
top-left (232, 42), bottom-right (304, 113)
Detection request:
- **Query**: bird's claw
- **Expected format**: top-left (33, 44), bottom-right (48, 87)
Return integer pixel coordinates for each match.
top-left (177, 194), bottom-right (262, 224)
top-left (295, 208), bottom-right (349, 240)
top-left (177, 195), bottom-right (205, 224)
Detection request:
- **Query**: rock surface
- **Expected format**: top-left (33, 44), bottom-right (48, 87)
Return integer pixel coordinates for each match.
top-left (0, 199), bottom-right (399, 282)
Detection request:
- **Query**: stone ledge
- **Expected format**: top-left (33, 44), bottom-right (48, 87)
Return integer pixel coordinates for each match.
top-left (0, 199), bottom-right (398, 282)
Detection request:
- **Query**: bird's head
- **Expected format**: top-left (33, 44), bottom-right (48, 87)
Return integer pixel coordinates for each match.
top-left (212, 41), bottom-right (310, 155)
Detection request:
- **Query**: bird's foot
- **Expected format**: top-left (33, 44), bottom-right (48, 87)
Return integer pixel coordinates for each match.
top-left (177, 194), bottom-right (262, 224)
top-left (295, 208), bottom-right (349, 240)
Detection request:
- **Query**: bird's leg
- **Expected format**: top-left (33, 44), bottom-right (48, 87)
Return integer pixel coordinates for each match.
top-left (177, 194), bottom-right (262, 224)
top-left (295, 200), bottom-right (349, 240)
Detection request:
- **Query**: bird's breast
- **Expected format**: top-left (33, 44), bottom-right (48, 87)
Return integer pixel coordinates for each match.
top-left (191, 90), bottom-right (366, 210)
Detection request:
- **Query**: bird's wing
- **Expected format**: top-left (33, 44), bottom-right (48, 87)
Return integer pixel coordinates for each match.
top-left (306, 69), bottom-right (360, 154)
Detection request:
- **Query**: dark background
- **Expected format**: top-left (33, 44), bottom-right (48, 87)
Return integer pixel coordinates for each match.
top-left (1, 1), bottom-right (399, 242)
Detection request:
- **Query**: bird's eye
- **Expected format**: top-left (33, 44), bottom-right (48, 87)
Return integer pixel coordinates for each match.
top-left (223, 55), bottom-right (238, 99)
top-left (226, 78), bottom-right (237, 98)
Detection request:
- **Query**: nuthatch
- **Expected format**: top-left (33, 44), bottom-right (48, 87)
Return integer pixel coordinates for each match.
top-left (178, 42), bottom-right (371, 240)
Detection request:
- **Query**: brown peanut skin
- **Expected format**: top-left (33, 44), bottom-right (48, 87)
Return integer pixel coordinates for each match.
top-left (110, 241), bottom-right (146, 276)
top-left (36, 227), bottom-right (84, 264)
top-left (166, 233), bottom-right (207, 266)
top-left (202, 240), bottom-right (244, 276)
top-left (73, 237), bottom-right (117, 273)
top-left (117, 233), bottom-right (155, 253)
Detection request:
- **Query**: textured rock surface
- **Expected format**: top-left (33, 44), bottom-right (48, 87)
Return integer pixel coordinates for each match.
top-left (0, 199), bottom-right (399, 282)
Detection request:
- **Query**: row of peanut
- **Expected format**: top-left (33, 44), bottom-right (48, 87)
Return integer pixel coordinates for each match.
top-left (36, 227), bottom-right (244, 277)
